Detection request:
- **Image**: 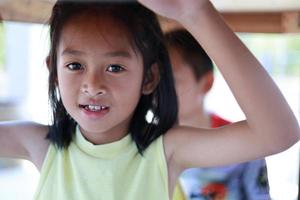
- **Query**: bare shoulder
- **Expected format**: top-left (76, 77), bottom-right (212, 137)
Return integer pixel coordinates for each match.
top-left (162, 125), bottom-right (207, 187)
top-left (163, 125), bottom-right (200, 165)
top-left (0, 121), bottom-right (50, 169)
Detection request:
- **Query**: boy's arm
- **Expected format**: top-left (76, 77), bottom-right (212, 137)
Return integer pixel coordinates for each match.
top-left (139, 0), bottom-right (300, 169)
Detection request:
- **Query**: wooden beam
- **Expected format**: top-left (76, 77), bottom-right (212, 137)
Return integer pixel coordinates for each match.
top-left (224, 12), bottom-right (300, 33)
top-left (0, 0), bottom-right (300, 33)
top-left (0, 0), bottom-right (52, 24)
top-left (160, 12), bottom-right (300, 33)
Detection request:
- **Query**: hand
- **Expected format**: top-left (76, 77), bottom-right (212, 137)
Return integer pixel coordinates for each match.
top-left (137, 0), bottom-right (211, 22)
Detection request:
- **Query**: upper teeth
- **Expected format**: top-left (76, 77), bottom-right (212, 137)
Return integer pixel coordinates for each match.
top-left (87, 105), bottom-right (106, 111)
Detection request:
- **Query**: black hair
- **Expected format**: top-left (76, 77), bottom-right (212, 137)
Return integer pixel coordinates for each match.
top-left (165, 29), bottom-right (213, 80)
top-left (46, 1), bottom-right (178, 154)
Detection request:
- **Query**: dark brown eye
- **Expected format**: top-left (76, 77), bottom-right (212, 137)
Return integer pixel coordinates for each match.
top-left (66, 62), bottom-right (83, 70)
top-left (106, 64), bottom-right (125, 73)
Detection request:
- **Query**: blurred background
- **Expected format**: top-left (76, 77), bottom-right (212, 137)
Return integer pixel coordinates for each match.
top-left (0, 0), bottom-right (299, 199)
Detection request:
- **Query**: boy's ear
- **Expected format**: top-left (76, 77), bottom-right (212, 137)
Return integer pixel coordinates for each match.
top-left (199, 71), bottom-right (214, 94)
top-left (142, 64), bottom-right (160, 95)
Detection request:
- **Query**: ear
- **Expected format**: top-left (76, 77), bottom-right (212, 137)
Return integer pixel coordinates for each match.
top-left (142, 64), bottom-right (160, 95)
top-left (199, 71), bottom-right (214, 94)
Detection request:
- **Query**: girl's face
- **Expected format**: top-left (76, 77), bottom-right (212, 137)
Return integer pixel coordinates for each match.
top-left (56, 14), bottom-right (144, 144)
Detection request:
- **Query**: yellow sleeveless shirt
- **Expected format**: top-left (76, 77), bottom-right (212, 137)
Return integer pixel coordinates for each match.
top-left (34, 127), bottom-right (169, 200)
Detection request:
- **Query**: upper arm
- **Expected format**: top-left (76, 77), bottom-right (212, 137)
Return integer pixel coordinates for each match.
top-left (0, 121), bottom-right (49, 164)
top-left (164, 121), bottom-right (275, 172)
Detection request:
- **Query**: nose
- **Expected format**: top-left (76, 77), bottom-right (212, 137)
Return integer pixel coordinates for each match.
top-left (81, 71), bottom-right (107, 97)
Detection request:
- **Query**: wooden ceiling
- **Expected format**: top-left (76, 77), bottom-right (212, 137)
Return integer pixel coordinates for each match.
top-left (0, 0), bottom-right (299, 33)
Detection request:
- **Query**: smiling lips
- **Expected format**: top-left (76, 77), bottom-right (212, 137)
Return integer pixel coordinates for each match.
top-left (79, 104), bottom-right (109, 112)
top-left (79, 104), bottom-right (110, 118)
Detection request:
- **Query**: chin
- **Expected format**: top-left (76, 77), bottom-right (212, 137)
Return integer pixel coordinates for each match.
top-left (78, 123), bottom-right (105, 134)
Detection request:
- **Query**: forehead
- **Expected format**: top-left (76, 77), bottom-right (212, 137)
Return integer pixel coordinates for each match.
top-left (58, 13), bottom-right (137, 55)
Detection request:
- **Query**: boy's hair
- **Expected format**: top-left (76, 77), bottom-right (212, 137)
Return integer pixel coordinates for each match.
top-left (165, 29), bottom-right (213, 80)
top-left (46, 1), bottom-right (178, 153)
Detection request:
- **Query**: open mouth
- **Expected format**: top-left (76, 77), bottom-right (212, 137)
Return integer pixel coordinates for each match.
top-left (79, 104), bottom-right (109, 112)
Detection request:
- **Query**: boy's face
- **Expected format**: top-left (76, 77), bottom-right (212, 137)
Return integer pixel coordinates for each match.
top-left (169, 47), bottom-right (206, 120)
top-left (56, 14), bottom-right (145, 143)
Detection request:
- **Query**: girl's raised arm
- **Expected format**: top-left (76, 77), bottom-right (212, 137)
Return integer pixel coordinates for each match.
top-left (138, 0), bottom-right (300, 169)
top-left (0, 121), bottom-right (48, 169)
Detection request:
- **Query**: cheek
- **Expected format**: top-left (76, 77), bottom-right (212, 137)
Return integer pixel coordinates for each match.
top-left (57, 74), bottom-right (79, 104)
top-left (176, 81), bottom-right (197, 104)
top-left (119, 81), bottom-right (142, 102)
top-left (175, 80), bottom-right (187, 99)
top-left (116, 76), bottom-right (143, 108)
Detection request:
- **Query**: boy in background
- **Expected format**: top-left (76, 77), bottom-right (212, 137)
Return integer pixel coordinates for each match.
top-left (165, 29), bottom-right (270, 200)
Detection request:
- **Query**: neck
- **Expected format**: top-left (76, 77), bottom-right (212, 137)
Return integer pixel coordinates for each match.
top-left (179, 105), bottom-right (211, 128)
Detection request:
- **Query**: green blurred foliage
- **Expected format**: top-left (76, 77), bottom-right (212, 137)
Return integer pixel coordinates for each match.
top-left (239, 33), bottom-right (300, 76)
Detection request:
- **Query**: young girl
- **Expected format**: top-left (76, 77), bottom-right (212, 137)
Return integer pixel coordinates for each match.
top-left (0, 0), bottom-right (299, 199)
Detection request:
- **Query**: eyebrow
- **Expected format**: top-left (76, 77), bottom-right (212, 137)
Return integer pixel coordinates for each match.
top-left (104, 51), bottom-right (132, 58)
top-left (61, 48), bottom-right (133, 59)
